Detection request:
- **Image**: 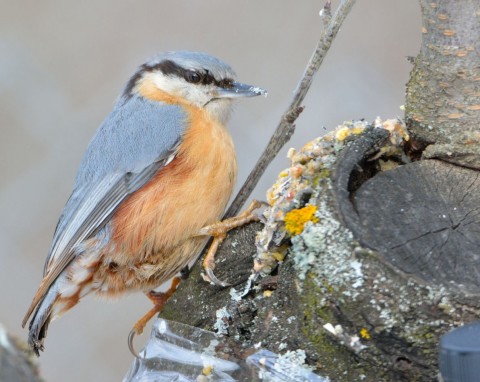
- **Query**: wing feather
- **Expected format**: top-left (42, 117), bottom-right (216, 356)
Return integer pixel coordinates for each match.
top-left (23, 96), bottom-right (186, 326)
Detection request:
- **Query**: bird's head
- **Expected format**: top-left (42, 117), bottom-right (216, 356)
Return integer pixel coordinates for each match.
top-left (122, 51), bottom-right (266, 123)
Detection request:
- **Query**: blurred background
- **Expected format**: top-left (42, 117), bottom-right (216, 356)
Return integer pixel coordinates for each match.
top-left (0, 1), bottom-right (421, 381)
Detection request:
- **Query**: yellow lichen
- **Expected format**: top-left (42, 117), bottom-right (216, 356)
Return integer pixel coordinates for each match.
top-left (360, 328), bottom-right (371, 340)
top-left (335, 127), bottom-right (351, 141)
top-left (351, 126), bottom-right (365, 135)
top-left (284, 205), bottom-right (319, 236)
top-left (202, 365), bottom-right (213, 376)
top-left (271, 252), bottom-right (286, 262)
top-left (335, 125), bottom-right (365, 142)
top-left (263, 290), bottom-right (273, 297)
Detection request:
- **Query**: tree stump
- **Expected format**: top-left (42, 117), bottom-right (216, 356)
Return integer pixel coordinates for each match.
top-left (157, 119), bottom-right (480, 381)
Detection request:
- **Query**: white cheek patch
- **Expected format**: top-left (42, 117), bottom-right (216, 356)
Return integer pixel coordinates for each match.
top-left (147, 72), bottom-right (211, 108)
top-left (150, 72), bottom-right (184, 96)
top-left (187, 85), bottom-right (211, 107)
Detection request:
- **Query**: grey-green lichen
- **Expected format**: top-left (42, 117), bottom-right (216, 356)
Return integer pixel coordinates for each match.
top-left (248, 118), bottom-right (480, 380)
top-left (255, 118), bottom-right (409, 278)
top-left (290, 195), bottom-right (362, 300)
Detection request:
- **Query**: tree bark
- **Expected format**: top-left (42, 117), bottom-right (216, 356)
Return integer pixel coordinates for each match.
top-left (405, 0), bottom-right (480, 169)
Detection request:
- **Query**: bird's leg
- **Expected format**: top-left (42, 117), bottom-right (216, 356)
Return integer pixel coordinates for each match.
top-left (132, 276), bottom-right (182, 335)
top-left (128, 276), bottom-right (181, 357)
top-left (128, 201), bottom-right (263, 357)
top-left (198, 199), bottom-right (265, 286)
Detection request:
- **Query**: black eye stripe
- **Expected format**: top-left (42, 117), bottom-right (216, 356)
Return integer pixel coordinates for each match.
top-left (152, 60), bottom-right (184, 78)
top-left (121, 59), bottom-right (235, 100)
top-left (152, 60), bottom-right (233, 88)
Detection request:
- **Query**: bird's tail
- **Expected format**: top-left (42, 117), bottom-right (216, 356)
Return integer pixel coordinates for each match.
top-left (25, 288), bottom-right (58, 356)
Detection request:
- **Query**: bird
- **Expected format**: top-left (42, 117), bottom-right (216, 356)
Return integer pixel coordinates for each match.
top-left (22, 51), bottom-right (266, 356)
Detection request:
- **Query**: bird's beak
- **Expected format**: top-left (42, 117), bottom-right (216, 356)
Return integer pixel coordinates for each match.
top-left (215, 82), bottom-right (267, 99)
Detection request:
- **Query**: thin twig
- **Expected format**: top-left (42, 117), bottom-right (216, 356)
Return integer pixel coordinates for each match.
top-left (225, 0), bottom-right (358, 218)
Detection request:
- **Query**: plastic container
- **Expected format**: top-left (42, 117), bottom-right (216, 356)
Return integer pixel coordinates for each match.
top-left (439, 322), bottom-right (480, 382)
top-left (123, 318), bottom-right (328, 382)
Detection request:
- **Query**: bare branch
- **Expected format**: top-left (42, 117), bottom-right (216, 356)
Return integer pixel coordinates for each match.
top-left (225, 0), bottom-right (358, 218)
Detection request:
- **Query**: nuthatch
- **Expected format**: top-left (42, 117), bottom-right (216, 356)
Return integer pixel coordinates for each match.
top-left (22, 51), bottom-right (266, 355)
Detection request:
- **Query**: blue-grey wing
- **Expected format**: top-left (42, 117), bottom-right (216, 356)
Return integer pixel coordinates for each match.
top-left (39, 96), bottom-right (187, 297)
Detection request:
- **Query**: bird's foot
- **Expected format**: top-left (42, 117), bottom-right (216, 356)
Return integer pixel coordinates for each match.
top-left (198, 199), bottom-right (265, 287)
top-left (128, 276), bottom-right (181, 358)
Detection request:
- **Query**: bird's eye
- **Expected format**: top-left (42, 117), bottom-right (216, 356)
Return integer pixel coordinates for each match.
top-left (185, 70), bottom-right (202, 84)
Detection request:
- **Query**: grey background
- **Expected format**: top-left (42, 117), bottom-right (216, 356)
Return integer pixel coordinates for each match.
top-left (0, 1), bottom-right (420, 381)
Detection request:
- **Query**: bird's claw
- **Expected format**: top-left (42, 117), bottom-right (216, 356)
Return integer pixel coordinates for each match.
top-left (128, 328), bottom-right (142, 359)
top-left (202, 232), bottom-right (228, 286)
top-left (200, 199), bottom-right (264, 287)
top-left (205, 267), bottom-right (231, 287)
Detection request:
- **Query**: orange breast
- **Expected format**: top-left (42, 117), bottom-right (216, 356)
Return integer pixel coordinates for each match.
top-left (108, 95), bottom-right (237, 263)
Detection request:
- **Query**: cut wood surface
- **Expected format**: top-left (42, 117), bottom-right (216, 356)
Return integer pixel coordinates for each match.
top-left (335, 128), bottom-right (480, 294)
